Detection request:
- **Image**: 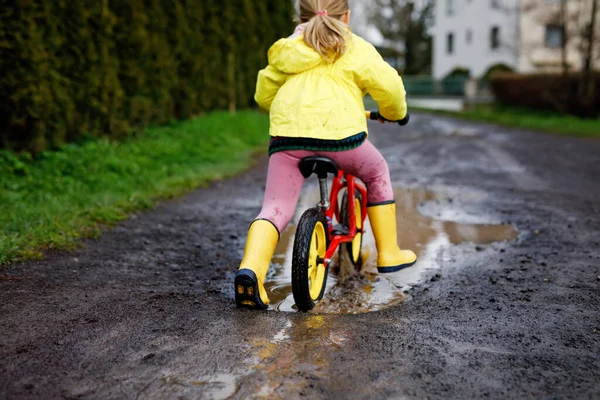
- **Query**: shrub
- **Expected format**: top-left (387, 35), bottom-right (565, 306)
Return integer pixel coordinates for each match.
top-left (445, 67), bottom-right (471, 79)
top-left (441, 68), bottom-right (470, 96)
top-left (482, 63), bottom-right (514, 80)
top-left (0, 0), bottom-right (294, 152)
top-left (490, 73), bottom-right (600, 118)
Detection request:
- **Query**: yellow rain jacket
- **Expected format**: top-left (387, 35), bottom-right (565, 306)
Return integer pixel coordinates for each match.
top-left (255, 33), bottom-right (407, 140)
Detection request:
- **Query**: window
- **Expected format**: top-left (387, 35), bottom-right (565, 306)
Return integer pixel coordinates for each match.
top-left (447, 0), bottom-right (455, 16)
top-left (545, 25), bottom-right (564, 48)
top-left (490, 26), bottom-right (500, 49)
top-left (466, 29), bottom-right (473, 44)
top-left (447, 33), bottom-right (455, 54)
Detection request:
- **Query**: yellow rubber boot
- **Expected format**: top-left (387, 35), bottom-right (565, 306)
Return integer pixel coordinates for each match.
top-left (235, 219), bottom-right (279, 310)
top-left (367, 202), bottom-right (417, 273)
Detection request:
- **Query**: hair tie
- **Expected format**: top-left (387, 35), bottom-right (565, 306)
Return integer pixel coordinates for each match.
top-left (316, 10), bottom-right (328, 16)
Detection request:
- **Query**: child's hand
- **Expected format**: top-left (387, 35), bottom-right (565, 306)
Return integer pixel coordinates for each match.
top-left (367, 111), bottom-right (410, 126)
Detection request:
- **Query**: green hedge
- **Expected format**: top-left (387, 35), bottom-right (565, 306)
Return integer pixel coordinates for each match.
top-left (0, 0), bottom-right (293, 152)
top-left (490, 73), bottom-right (600, 119)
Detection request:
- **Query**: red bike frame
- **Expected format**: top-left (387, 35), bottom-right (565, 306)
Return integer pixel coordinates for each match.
top-left (322, 171), bottom-right (368, 264)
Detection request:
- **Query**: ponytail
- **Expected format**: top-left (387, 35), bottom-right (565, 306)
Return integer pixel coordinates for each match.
top-left (299, 0), bottom-right (350, 62)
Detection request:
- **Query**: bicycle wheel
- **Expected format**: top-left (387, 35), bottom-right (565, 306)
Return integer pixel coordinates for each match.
top-left (292, 208), bottom-right (330, 312)
top-left (340, 190), bottom-right (364, 271)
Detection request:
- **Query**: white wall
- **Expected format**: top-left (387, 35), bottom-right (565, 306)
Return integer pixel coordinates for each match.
top-left (519, 0), bottom-right (600, 73)
top-left (433, 0), bottom-right (520, 79)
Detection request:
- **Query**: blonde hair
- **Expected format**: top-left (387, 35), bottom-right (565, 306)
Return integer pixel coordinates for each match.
top-left (299, 0), bottom-right (350, 62)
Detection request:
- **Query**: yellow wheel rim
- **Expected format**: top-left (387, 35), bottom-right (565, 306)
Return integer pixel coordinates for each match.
top-left (351, 198), bottom-right (362, 263)
top-left (307, 221), bottom-right (327, 300)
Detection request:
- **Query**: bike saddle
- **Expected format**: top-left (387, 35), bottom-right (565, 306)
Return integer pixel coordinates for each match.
top-left (298, 157), bottom-right (339, 179)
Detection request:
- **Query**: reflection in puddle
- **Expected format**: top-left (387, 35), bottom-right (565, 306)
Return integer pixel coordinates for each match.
top-left (313, 274), bottom-right (405, 314)
top-left (246, 315), bottom-right (347, 397)
top-left (159, 373), bottom-right (238, 400)
top-left (265, 187), bottom-right (517, 314)
top-left (190, 374), bottom-right (238, 400)
top-left (394, 189), bottom-right (517, 252)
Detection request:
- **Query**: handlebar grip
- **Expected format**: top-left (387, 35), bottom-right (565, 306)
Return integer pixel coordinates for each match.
top-left (366, 111), bottom-right (410, 126)
top-left (366, 111), bottom-right (378, 120)
top-left (397, 114), bottom-right (410, 126)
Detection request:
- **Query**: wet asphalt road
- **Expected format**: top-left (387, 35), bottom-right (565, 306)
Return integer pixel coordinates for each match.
top-left (1, 114), bottom-right (599, 399)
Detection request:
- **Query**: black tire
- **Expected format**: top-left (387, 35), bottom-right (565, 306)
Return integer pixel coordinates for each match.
top-left (292, 208), bottom-right (330, 312)
top-left (340, 190), bottom-right (364, 271)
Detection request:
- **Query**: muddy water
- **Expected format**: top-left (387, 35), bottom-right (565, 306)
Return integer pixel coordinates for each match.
top-left (246, 315), bottom-right (349, 396)
top-left (195, 315), bottom-right (351, 398)
top-left (265, 187), bottom-right (517, 314)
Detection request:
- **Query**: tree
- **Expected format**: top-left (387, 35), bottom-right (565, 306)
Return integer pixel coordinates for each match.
top-left (521, 0), bottom-right (599, 117)
top-left (0, 0), bottom-right (294, 151)
top-left (560, 0), bottom-right (568, 75)
top-left (580, 0), bottom-right (598, 115)
top-left (368, 0), bottom-right (434, 74)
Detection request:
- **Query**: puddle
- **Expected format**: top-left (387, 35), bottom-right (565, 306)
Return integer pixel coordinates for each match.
top-left (189, 374), bottom-right (238, 400)
top-left (158, 373), bottom-right (238, 400)
top-left (265, 187), bottom-right (517, 314)
top-left (393, 188), bottom-right (517, 255)
top-left (243, 315), bottom-right (348, 397)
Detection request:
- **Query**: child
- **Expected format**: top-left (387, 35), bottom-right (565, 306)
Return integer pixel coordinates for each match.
top-left (235, 0), bottom-right (417, 310)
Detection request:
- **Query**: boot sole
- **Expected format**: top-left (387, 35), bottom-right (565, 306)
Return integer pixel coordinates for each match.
top-left (377, 260), bottom-right (417, 273)
top-left (234, 269), bottom-right (268, 310)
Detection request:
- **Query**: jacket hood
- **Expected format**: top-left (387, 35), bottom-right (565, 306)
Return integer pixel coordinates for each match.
top-left (268, 36), bottom-right (324, 74)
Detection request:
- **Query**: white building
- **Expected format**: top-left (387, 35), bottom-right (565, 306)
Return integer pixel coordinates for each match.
top-left (519, 0), bottom-right (600, 73)
top-left (433, 0), bottom-right (600, 79)
top-left (433, 0), bottom-right (520, 79)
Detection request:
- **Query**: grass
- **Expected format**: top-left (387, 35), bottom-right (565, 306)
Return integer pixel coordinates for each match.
top-left (0, 111), bottom-right (269, 265)
top-left (410, 104), bottom-right (600, 139)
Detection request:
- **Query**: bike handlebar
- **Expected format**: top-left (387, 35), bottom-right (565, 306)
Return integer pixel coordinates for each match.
top-left (366, 111), bottom-right (410, 126)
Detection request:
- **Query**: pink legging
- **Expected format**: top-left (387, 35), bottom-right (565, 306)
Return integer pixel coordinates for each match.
top-left (256, 140), bottom-right (393, 233)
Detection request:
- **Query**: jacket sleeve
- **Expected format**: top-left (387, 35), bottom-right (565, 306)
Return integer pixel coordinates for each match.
top-left (254, 65), bottom-right (287, 111)
top-left (354, 43), bottom-right (407, 121)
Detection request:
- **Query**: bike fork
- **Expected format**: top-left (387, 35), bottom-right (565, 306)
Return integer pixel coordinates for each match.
top-left (318, 177), bottom-right (330, 211)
